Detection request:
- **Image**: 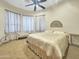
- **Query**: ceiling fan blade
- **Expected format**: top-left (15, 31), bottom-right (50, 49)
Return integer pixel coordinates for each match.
top-left (25, 3), bottom-right (34, 6)
top-left (38, 4), bottom-right (45, 9)
top-left (34, 5), bottom-right (36, 11)
top-left (32, 0), bottom-right (47, 4)
top-left (38, 0), bottom-right (47, 3)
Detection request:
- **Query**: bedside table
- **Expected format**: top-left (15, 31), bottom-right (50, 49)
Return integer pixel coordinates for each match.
top-left (70, 34), bottom-right (79, 47)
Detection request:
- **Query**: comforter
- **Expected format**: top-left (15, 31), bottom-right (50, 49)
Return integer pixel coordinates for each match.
top-left (26, 31), bottom-right (70, 59)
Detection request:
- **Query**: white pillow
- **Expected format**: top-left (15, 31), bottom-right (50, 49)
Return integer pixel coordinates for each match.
top-left (53, 31), bottom-right (65, 35)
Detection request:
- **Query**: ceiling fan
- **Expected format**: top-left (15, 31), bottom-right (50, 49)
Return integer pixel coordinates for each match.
top-left (25, 0), bottom-right (47, 11)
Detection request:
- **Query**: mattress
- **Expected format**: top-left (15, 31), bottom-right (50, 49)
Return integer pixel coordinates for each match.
top-left (26, 31), bottom-right (70, 59)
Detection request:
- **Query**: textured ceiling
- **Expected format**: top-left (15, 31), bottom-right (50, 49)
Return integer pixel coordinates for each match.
top-left (4, 0), bottom-right (63, 11)
top-left (69, 0), bottom-right (79, 7)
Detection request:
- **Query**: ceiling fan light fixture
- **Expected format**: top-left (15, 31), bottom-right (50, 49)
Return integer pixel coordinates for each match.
top-left (36, 5), bottom-right (39, 7)
top-left (25, 0), bottom-right (46, 11)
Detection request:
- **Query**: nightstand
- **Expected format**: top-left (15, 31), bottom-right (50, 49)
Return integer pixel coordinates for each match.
top-left (70, 34), bottom-right (79, 47)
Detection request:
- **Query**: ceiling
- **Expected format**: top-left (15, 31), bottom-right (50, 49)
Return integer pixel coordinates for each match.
top-left (4, 0), bottom-right (63, 11)
top-left (69, 0), bottom-right (79, 8)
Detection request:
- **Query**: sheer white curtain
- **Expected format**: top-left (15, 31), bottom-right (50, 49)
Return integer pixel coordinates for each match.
top-left (9, 12), bottom-right (15, 32)
top-left (5, 11), bottom-right (20, 33)
top-left (35, 15), bottom-right (46, 32)
top-left (23, 16), bottom-right (35, 33)
top-left (14, 14), bottom-right (20, 32)
top-left (23, 15), bottom-right (46, 33)
top-left (5, 10), bottom-right (46, 33)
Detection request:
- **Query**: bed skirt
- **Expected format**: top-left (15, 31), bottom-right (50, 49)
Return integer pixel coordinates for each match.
top-left (24, 40), bottom-right (68, 59)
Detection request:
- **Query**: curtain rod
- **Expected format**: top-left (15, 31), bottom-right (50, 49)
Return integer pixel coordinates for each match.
top-left (5, 9), bottom-right (33, 16)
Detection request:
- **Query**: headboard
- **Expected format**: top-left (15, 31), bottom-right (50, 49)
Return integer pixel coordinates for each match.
top-left (50, 20), bottom-right (63, 28)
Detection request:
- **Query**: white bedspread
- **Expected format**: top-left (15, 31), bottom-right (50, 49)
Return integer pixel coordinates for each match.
top-left (28, 31), bottom-right (70, 59)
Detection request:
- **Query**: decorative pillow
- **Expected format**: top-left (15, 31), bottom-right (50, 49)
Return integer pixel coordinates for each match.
top-left (53, 31), bottom-right (65, 35)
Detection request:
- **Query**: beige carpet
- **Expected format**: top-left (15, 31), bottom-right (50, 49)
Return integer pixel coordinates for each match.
top-left (0, 39), bottom-right (79, 59)
top-left (66, 45), bottom-right (79, 59)
top-left (0, 39), bottom-right (28, 59)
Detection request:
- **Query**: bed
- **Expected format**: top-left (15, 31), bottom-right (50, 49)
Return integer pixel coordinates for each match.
top-left (25, 30), bottom-right (70, 59)
top-left (25, 21), bottom-right (70, 59)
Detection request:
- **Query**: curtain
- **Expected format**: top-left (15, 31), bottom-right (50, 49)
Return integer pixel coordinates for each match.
top-left (5, 10), bottom-right (46, 33)
top-left (23, 15), bottom-right (46, 33)
top-left (35, 15), bottom-right (46, 32)
top-left (5, 11), bottom-right (20, 33)
top-left (23, 16), bottom-right (35, 33)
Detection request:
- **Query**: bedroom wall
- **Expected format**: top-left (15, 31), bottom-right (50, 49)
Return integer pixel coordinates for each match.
top-left (0, 0), bottom-right (33, 39)
top-left (0, 7), bottom-right (5, 38)
top-left (35, 1), bottom-right (79, 34)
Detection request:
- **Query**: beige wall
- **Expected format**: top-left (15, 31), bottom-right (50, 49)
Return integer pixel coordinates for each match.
top-left (35, 1), bottom-right (79, 34)
top-left (0, 7), bottom-right (5, 38)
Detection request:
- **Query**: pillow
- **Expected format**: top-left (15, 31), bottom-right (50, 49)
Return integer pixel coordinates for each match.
top-left (53, 31), bottom-right (65, 35)
top-left (45, 29), bottom-right (53, 33)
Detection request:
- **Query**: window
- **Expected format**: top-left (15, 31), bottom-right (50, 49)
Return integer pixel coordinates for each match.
top-left (5, 10), bottom-right (46, 33)
top-left (5, 11), bottom-right (20, 33)
top-left (23, 16), bottom-right (35, 33)
top-left (23, 15), bottom-right (46, 33)
top-left (35, 15), bottom-right (46, 32)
